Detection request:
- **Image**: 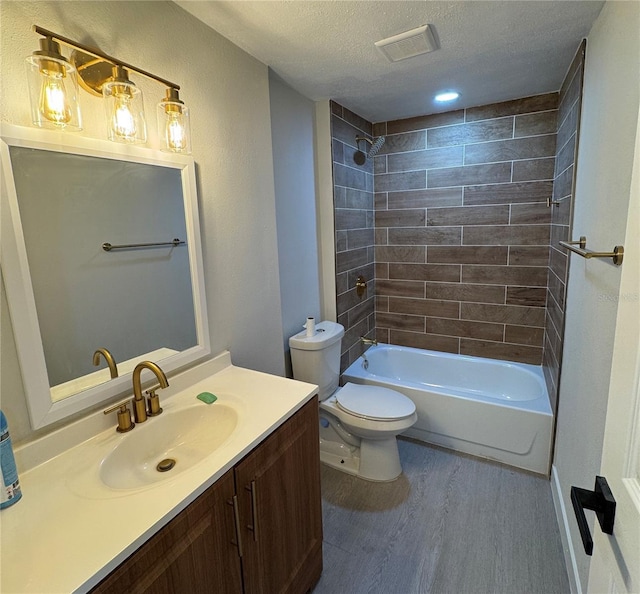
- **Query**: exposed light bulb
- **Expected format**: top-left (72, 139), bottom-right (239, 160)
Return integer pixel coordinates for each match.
top-left (158, 89), bottom-right (191, 154)
top-left (111, 94), bottom-right (137, 140)
top-left (38, 73), bottom-right (72, 124)
top-left (165, 112), bottom-right (186, 151)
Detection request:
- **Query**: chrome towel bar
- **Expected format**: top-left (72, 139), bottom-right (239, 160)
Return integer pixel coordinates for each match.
top-left (102, 238), bottom-right (186, 252)
top-left (559, 236), bottom-right (624, 266)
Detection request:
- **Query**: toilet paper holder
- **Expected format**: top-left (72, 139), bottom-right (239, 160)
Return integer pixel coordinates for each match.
top-left (356, 276), bottom-right (367, 298)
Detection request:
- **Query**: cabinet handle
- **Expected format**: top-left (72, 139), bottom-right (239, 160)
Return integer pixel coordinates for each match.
top-left (245, 480), bottom-right (259, 542)
top-left (228, 495), bottom-right (244, 557)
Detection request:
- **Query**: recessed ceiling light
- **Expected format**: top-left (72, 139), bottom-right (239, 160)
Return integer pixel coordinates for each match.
top-left (435, 92), bottom-right (460, 103)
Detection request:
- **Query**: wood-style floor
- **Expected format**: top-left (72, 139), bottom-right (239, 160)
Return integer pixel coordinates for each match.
top-left (313, 438), bottom-right (570, 594)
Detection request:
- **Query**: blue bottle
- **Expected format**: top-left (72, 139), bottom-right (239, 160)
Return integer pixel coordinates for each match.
top-left (0, 410), bottom-right (22, 509)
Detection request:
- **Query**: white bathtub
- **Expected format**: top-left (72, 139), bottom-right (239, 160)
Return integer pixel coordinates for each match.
top-left (342, 344), bottom-right (553, 475)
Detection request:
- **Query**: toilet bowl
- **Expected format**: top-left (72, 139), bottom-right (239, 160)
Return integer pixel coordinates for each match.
top-left (289, 321), bottom-right (417, 482)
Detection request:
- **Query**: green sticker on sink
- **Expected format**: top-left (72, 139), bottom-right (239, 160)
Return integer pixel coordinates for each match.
top-left (197, 392), bottom-right (217, 404)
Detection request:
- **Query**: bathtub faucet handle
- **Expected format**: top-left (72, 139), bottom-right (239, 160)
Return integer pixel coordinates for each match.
top-left (360, 336), bottom-right (378, 346)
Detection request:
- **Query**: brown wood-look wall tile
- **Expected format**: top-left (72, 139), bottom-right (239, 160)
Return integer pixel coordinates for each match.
top-left (348, 297), bottom-right (375, 328)
top-left (388, 226), bottom-right (462, 246)
top-left (375, 262), bottom-right (389, 279)
top-left (376, 246), bottom-right (426, 263)
top-left (556, 101), bottom-right (579, 152)
top-left (427, 245), bottom-right (508, 265)
top-left (342, 107), bottom-right (373, 136)
top-left (510, 203), bottom-right (551, 225)
top-left (389, 330), bottom-right (459, 353)
top-left (374, 155), bottom-right (387, 174)
top-left (463, 225), bottom-right (550, 246)
top-left (512, 158), bottom-right (556, 182)
top-left (550, 223), bottom-right (570, 246)
top-left (377, 279), bottom-right (425, 298)
top-left (389, 297), bottom-right (460, 319)
top-left (389, 263), bottom-right (461, 282)
top-left (427, 317), bottom-right (504, 341)
top-left (378, 131), bottom-right (426, 154)
top-left (375, 228), bottom-right (388, 245)
top-left (376, 295), bottom-right (389, 312)
top-left (555, 134), bottom-right (576, 178)
top-left (549, 247), bottom-right (568, 282)
top-left (508, 246), bottom-right (550, 267)
top-left (547, 291), bottom-right (564, 335)
top-left (373, 122), bottom-right (387, 136)
top-left (465, 93), bottom-right (558, 122)
top-left (375, 209), bottom-right (426, 228)
top-left (464, 135), bottom-right (557, 165)
top-left (548, 268), bottom-right (566, 308)
top-left (387, 146), bottom-right (463, 172)
top-left (337, 288), bottom-right (364, 316)
top-left (464, 181), bottom-right (553, 205)
top-left (461, 302), bottom-right (545, 326)
top-left (388, 188), bottom-right (463, 209)
top-left (334, 162), bottom-right (370, 191)
top-left (552, 196), bottom-right (572, 227)
top-left (506, 286), bottom-right (547, 307)
top-left (332, 139), bottom-right (345, 164)
top-left (376, 170), bottom-right (426, 192)
top-left (426, 282), bottom-right (505, 304)
top-left (462, 265), bottom-right (548, 287)
top-left (560, 41), bottom-right (585, 105)
top-left (347, 228), bottom-right (375, 249)
top-left (330, 101), bottom-right (343, 116)
top-left (336, 248), bottom-right (370, 276)
top-left (553, 165), bottom-right (574, 201)
top-left (427, 118), bottom-right (514, 149)
top-left (427, 162), bottom-right (512, 188)
top-left (336, 231), bottom-right (348, 252)
top-left (427, 205), bottom-right (510, 226)
top-left (387, 110), bottom-right (465, 134)
top-left (506, 325), bottom-right (544, 348)
top-left (332, 115), bottom-right (363, 147)
top-left (514, 111), bottom-right (558, 137)
top-left (377, 312), bottom-right (426, 332)
top-left (338, 188), bottom-right (373, 209)
top-left (460, 338), bottom-right (542, 365)
top-left (374, 192), bottom-right (388, 210)
top-left (335, 208), bottom-right (368, 230)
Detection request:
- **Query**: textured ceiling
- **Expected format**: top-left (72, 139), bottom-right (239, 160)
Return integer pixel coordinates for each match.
top-left (176, 1), bottom-right (604, 122)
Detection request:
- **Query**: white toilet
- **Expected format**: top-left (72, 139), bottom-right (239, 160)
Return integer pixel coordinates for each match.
top-left (289, 321), bottom-right (417, 482)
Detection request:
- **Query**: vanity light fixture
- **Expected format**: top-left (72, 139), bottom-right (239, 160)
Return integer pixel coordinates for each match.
top-left (25, 36), bottom-right (82, 130)
top-left (158, 88), bottom-right (192, 154)
top-left (26, 25), bottom-right (191, 153)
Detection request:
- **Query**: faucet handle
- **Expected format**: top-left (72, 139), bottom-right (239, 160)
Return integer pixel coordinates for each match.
top-left (103, 400), bottom-right (135, 433)
top-left (146, 388), bottom-right (163, 417)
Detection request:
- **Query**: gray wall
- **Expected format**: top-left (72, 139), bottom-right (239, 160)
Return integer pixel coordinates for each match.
top-left (1, 1), bottom-right (286, 441)
top-left (269, 71), bottom-right (321, 376)
top-left (552, 1), bottom-right (640, 589)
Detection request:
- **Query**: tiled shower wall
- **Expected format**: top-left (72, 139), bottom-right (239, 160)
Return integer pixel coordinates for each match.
top-left (543, 41), bottom-right (586, 411)
top-left (372, 94), bottom-right (558, 366)
top-left (330, 103), bottom-right (377, 371)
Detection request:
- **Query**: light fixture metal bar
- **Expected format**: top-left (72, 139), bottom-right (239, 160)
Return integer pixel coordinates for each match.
top-left (33, 25), bottom-right (179, 90)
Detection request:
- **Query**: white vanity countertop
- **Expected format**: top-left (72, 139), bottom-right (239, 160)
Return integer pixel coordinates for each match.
top-left (0, 352), bottom-right (317, 594)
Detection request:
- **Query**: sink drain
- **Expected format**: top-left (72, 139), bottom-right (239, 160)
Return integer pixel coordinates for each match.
top-left (156, 458), bottom-right (176, 473)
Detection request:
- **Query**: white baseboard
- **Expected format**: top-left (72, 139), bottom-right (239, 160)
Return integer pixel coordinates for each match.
top-left (551, 464), bottom-right (582, 594)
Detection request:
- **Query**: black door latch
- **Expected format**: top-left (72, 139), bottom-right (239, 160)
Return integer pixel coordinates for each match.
top-left (571, 476), bottom-right (616, 556)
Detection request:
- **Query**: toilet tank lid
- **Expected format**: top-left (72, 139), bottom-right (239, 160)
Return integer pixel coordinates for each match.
top-left (288, 321), bottom-right (345, 351)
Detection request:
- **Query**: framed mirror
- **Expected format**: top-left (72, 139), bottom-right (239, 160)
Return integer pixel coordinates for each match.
top-left (1, 124), bottom-right (210, 429)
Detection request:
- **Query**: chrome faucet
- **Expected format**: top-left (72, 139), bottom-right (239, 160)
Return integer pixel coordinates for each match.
top-left (93, 347), bottom-right (118, 379)
top-left (132, 361), bottom-right (169, 423)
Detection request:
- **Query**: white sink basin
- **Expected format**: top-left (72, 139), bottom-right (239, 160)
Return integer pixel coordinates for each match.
top-left (100, 403), bottom-right (238, 490)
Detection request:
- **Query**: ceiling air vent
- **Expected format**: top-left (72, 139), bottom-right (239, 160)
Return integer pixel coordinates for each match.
top-left (375, 24), bottom-right (438, 62)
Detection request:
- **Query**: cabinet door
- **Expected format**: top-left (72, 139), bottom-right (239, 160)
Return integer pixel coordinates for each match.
top-left (90, 469), bottom-right (243, 594)
top-left (235, 397), bottom-right (322, 594)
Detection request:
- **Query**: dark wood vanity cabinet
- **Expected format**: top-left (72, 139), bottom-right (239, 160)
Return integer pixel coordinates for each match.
top-left (91, 397), bottom-right (322, 594)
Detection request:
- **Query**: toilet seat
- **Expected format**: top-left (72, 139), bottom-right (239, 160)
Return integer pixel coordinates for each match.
top-left (336, 383), bottom-right (416, 421)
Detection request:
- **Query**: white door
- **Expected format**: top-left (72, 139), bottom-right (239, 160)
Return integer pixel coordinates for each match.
top-left (587, 109), bottom-right (640, 593)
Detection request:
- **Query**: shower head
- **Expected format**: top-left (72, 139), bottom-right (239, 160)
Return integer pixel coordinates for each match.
top-left (353, 135), bottom-right (386, 165)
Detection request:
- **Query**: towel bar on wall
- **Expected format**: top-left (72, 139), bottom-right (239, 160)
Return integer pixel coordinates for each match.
top-left (102, 238), bottom-right (186, 252)
top-left (559, 236), bottom-right (624, 265)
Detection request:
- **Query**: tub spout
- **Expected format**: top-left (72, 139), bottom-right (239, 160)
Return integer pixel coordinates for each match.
top-left (360, 336), bottom-right (378, 346)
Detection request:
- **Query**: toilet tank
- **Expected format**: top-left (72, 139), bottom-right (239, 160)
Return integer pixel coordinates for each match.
top-left (289, 321), bottom-right (345, 401)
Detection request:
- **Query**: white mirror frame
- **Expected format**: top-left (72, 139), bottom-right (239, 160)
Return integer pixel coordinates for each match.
top-left (0, 123), bottom-right (210, 429)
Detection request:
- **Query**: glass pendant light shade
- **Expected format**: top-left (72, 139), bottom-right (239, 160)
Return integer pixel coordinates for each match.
top-left (25, 37), bottom-right (82, 130)
top-left (157, 88), bottom-right (191, 154)
top-left (102, 65), bottom-right (147, 144)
